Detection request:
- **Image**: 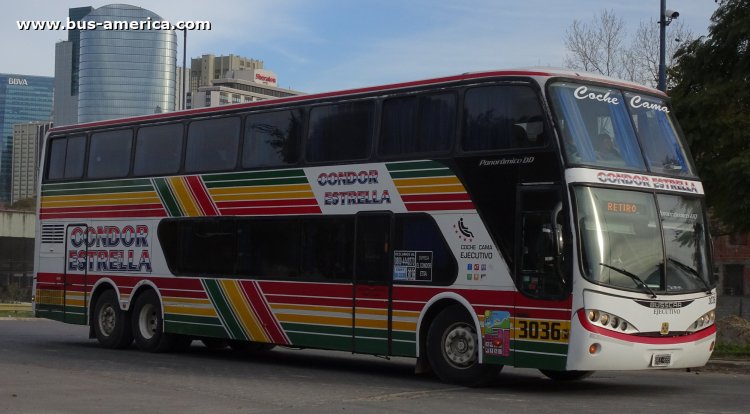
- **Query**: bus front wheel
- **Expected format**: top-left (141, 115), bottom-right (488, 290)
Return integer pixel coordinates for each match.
top-left (93, 289), bottom-right (133, 349)
top-left (131, 289), bottom-right (173, 352)
top-left (426, 305), bottom-right (501, 386)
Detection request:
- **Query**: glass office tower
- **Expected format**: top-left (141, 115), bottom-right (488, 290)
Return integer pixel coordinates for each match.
top-left (77, 4), bottom-right (176, 123)
top-left (0, 74), bottom-right (53, 203)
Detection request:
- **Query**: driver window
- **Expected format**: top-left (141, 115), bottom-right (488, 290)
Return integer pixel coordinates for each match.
top-left (518, 190), bottom-right (567, 298)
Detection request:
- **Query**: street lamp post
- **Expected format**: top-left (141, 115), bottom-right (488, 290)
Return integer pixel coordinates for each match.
top-left (175, 28), bottom-right (187, 110)
top-left (658, 0), bottom-right (679, 92)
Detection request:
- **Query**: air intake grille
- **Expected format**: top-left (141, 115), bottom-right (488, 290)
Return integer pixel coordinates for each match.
top-left (41, 224), bottom-right (65, 244)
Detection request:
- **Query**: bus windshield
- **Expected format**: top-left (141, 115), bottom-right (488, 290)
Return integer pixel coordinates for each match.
top-left (549, 82), bottom-right (694, 177)
top-left (575, 186), bottom-right (711, 294)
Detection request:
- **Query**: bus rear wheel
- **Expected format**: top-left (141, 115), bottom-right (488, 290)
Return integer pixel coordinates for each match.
top-left (93, 290), bottom-right (133, 349)
top-left (426, 305), bottom-right (501, 386)
top-left (539, 369), bottom-right (594, 381)
top-left (131, 289), bottom-right (174, 353)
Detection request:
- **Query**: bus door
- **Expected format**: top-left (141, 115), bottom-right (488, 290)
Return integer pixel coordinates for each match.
top-left (513, 185), bottom-right (569, 365)
top-left (352, 212), bottom-right (393, 356)
top-left (64, 223), bottom-right (89, 324)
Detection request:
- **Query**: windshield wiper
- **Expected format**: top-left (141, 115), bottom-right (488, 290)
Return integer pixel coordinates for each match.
top-left (600, 262), bottom-right (657, 298)
top-left (667, 257), bottom-right (713, 294)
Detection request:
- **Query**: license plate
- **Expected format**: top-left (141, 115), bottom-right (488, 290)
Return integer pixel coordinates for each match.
top-left (651, 353), bottom-right (672, 367)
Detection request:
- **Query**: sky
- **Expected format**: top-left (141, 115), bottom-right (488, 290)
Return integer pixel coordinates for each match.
top-left (3, 0), bottom-right (720, 93)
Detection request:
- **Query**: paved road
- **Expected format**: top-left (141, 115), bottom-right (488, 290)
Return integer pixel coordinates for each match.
top-left (1, 319), bottom-right (749, 414)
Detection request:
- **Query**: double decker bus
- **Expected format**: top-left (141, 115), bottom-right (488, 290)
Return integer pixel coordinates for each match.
top-left (34, 69), bottom-right (716, 385)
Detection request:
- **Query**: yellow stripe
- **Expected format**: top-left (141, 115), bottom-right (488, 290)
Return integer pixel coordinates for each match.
top-left (397, 184), bottom-right (466, 195)
top-left (41, 191), bottom-right (158, 202)
top-left (276, 313), bottom-right (352, 327)
top-left (213, 191), bottom-right (315, 202)
top-left (210, 183), bottom-right (313, 196)
top-left (169, 176), bottom-right (201, 217)
top-left (270, 303), bottom-right (417, 319)
top-left (36, 289), bottom-right (64, 305)
top-left (220, 280), bottom-right (268, 342)
top-left (163, 297), bottom-right (211, 305)
top-left (393, 177), bottom-right (461, 187)
top-left (164, 305), bottom-right (217, 317)
top-left (42, 196), bottom-right (161, 208)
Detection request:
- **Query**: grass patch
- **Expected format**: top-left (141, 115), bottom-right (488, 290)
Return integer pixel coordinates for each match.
top-left (0, 310), bottom-right (34, 318)
top-left (713, 342), bottom-right (750, 359)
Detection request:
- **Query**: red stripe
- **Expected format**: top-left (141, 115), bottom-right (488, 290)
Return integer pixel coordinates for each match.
top-left (404, 201), bottom-right (475, 211)
top-left (265, 294), bottom-right (353, 308)
top-left (41, 203), bottom-right (165, 214)
top-left (400, 193), bottom-right (471, 202)
top-left (242, 281), bottom-right (290, 345)
top-left (576, 309), bottom-right (716, 344)
top-left (218, 205), bottom-right (322, 216)
top-left (216, 198), bottom-right (319, 209)
top-left (186, 176), bottom-right (219, 216)
top-left (40, 209), bottom-right (167, 220)
top-left (259, 281), bottom-right (353, 298)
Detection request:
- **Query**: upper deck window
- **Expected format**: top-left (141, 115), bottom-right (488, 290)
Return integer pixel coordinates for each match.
top-left (88, 130), bottom-right (133, 179)
top-left (243, 109), bottom-right (301, 168)
top-left (307, 101), bottom-right (374, 162)
top-left (462, 85), bottom-right (547, 151)
top-left (133, 123), bottom-right (183, 176)
top-left (47, 135), bottom-right (86, 180)
top-left (548, 82), bottom-right (693, 176)
top-left (380, 93), bottom-right (455, 156)
top-left (185, 117), bottom-right (241, 173)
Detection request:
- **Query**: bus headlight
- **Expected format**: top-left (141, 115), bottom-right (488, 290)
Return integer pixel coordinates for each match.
top-left (688, 310), bottom-right (716, 332)
top-left (584, 309), bottom-right (639, 334)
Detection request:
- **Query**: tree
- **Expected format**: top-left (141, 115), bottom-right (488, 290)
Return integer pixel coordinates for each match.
top-left (669, 0), bottom-right (750, 232)
top-left (564, 10), bottom-right (693, 88)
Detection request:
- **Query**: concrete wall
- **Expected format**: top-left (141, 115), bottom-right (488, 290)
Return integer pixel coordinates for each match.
top-left (0, 210), bottom-right (35, 238)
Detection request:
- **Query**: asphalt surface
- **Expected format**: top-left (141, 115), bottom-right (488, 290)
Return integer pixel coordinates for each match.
top-left (1, 318), bottom-right (749, 414)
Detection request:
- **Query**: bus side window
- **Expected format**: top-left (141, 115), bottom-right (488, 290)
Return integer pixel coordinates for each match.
top-left (380, 93), bottom-right (455, 156)
top-left (307, 101), bottom-right (374, 162)
top-left (134, 123), bottom-right (183, 176)
top-left (185, 117), bottom-right (240, 173)
top-left (47, 135), bottom-right (87, 181)
top-left (462, 85), bottom-right (547, 151)
top-left (243, 109), bottom-right (301, 168)
top-left (88, 130), bottom-right (132, 179)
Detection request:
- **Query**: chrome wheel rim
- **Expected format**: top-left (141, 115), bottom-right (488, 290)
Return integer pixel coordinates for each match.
top-left (442, 322), bottom-right (477, 369)
top-left (98, 304), bottom-right (117, 337)
top-left (138, 303), bottom-right (158, 340)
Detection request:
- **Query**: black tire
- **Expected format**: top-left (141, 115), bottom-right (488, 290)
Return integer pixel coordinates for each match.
top-left (228, 340), bottom-right (276, 353)
top-left (131, 289), bottom-right (174, 352)
top-left (539, 369), bottom-right (594, 381)
top-left (426, 304), bottom-right (502, 386)
top-left (92, 290), bottom-right (133, 349)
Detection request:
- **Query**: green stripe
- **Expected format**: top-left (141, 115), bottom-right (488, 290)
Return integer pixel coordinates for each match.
top-left (43, 178), bottom-right (152, 191)
top-left (165, 321), bottom-right (229, 338)
top-left (153, 178), bottom-right (183, 217)
top-left (282, 322), bottom-right (352, 338)
top-left (286, 332), bottom-right (352, 351)
top-left (389, 168), bottom-right (453, 179)
top-left (203, 280), bottom-right (247, 340)
top-left (202, 169), bottom-right (306, 183)
top-left (204, 176), bottom-right (309, 188)
top-left (164, 313), bottom-right (223, 326)
top-left (42, 185), bottom-right (154, 196)
top-left (386, 160), bottom-right (446, 171)
top-left (512, 340), bottom-right (568, 355)
top-left (514, 351), bottom-right (567, 370)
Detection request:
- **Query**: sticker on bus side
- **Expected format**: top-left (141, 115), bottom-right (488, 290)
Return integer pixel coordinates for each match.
top-left (393, 250), bottom-right (433, 282)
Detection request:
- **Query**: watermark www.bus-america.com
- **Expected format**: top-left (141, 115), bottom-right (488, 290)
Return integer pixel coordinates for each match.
top-left (17, 17), bottom-right (211, 31)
